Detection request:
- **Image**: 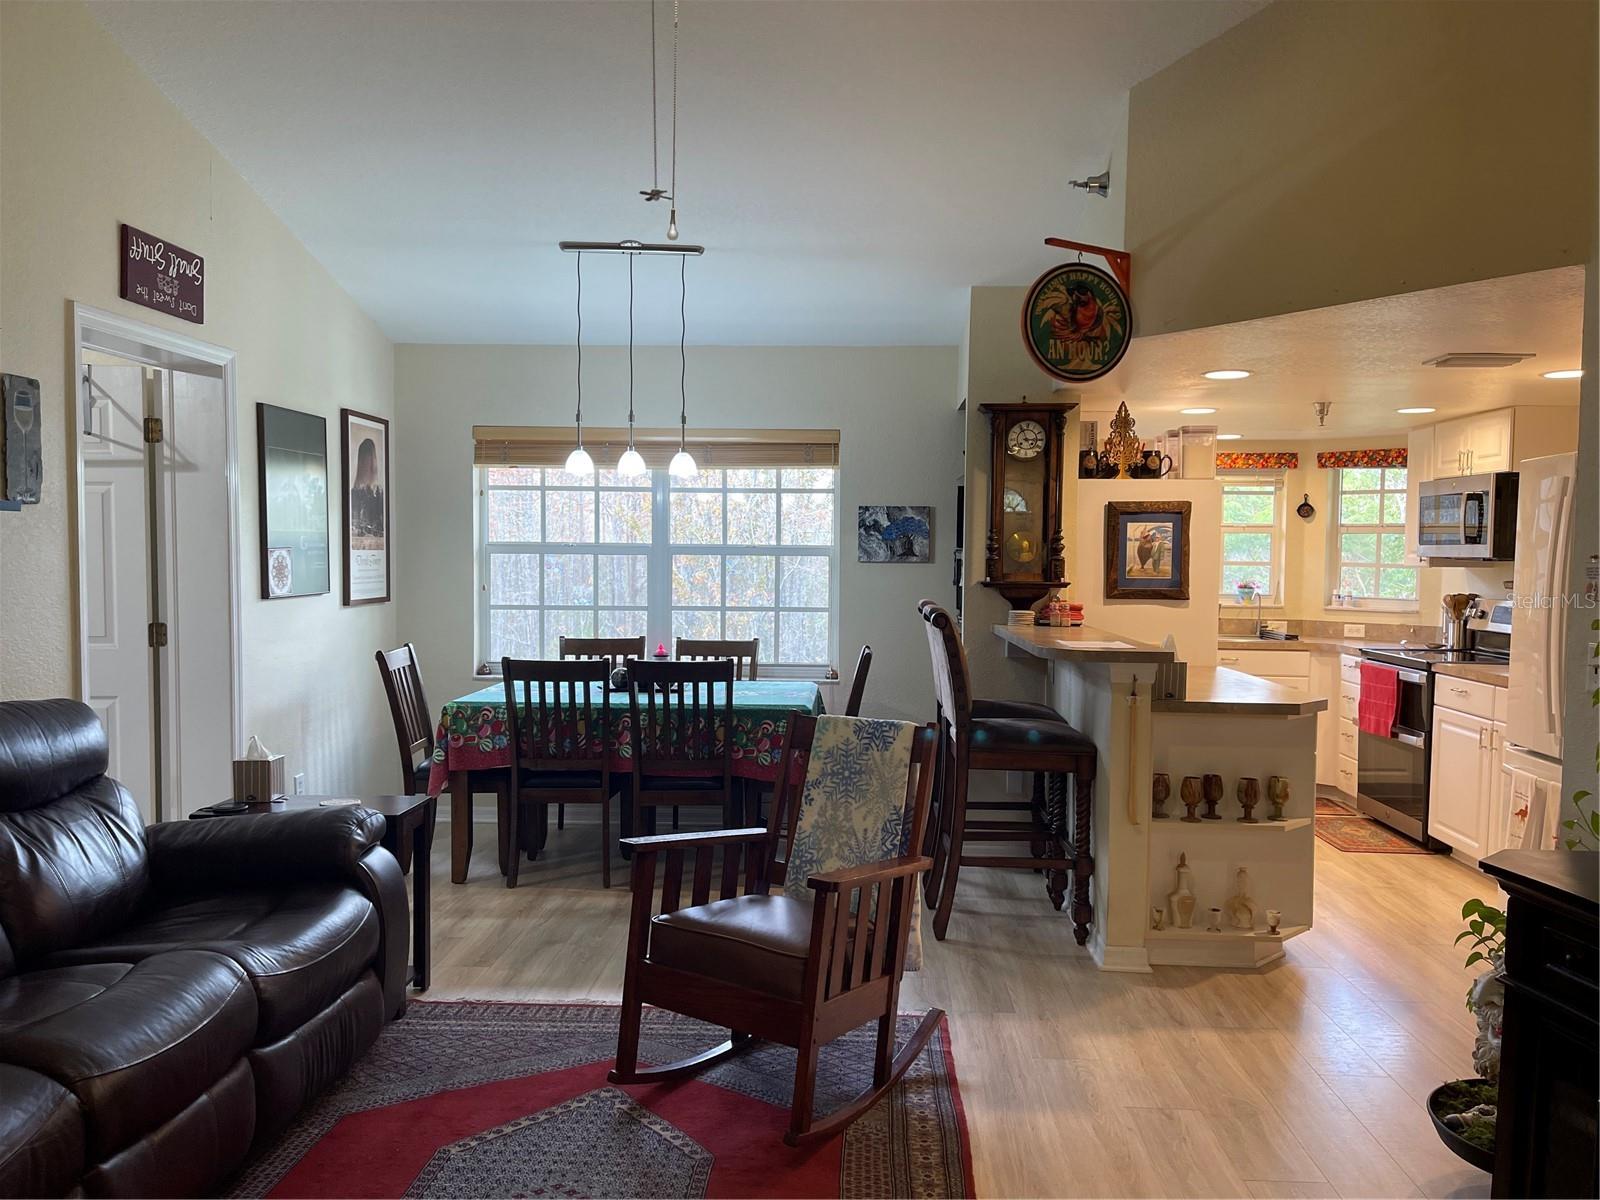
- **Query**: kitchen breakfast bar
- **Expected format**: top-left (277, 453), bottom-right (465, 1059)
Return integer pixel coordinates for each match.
top-left (995, 623), bottom-right (1327, 970)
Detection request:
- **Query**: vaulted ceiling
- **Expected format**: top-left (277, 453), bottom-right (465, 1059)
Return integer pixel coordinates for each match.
top-left (91, 0), bottom-right (1262, 345)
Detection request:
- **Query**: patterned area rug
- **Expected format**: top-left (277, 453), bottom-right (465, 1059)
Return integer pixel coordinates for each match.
top-left (1315, 796), bottom-right (1430, 854)
top-left (230, 1002), bottom-right (974, 1199)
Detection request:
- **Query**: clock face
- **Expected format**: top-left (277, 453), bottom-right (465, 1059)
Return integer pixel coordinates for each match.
top-left (1006, 419), bottom-right (1046, 460)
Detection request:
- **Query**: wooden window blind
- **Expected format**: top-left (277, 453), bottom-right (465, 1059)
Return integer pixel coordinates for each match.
top-left (472, 426), bottom-right (841, 470)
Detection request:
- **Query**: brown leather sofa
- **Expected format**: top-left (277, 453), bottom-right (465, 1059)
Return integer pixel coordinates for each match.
top-left (0, 699), bottom-right (409, 1197)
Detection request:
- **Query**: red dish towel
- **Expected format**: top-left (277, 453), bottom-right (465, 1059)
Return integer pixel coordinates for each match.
top-left (1359, 661), bottom-right (1400, 737)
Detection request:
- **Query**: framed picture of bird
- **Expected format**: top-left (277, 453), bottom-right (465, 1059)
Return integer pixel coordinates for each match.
top-left (1104, 500), bottom-right (1191, 600)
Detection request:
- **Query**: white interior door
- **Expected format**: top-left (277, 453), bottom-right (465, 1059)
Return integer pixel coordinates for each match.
top-left (156, 369), bottom-right (235, 816)
top-left (83, 359), bottom-right (157, 821)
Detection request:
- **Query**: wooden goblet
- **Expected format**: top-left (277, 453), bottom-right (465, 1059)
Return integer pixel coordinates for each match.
top-left (1152, 772), bottom-right (1171, 820)
top-left (1180, 776), bottom-right (1203, 823)
top-left (1201, 773), bottom-right (1224, 820)
top-left (1236, 776), bottom-right (1261, 823)
top-left (1267, 775), bottom-right (1290, 821)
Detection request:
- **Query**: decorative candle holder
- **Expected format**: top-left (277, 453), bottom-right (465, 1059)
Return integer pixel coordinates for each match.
top-left (1152, 773), bottom-right (1171, 820)
top-left (1180, 776), bottom-right (1203, 823)
top-left (1267, 775), bottom-right (1290, 822)
top-left (1201, 773), bottom-right (1223, 820)
top-left (1236, 776), bottom-right (1261, 823)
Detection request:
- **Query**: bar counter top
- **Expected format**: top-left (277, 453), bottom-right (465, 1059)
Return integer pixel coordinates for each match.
top-left (993, 623), bottom-right (1174, 664)
top-left (1152, 667), bottom-right (1329, 716)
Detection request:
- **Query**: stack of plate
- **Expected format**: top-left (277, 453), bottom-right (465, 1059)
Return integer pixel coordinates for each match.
top-left (1006, 610), bottom-right (1036, 626)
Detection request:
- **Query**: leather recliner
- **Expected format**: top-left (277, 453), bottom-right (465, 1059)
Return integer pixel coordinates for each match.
top-left (0, 699), bottom-right (410, 1197)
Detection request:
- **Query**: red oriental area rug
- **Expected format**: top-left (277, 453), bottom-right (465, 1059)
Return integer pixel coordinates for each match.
top-left (1314, 797), bottom-right (1430, 854)
top-left (230, 1001), bottom-right (974, 1199)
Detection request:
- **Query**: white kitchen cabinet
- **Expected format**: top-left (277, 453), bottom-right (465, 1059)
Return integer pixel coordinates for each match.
top-left (1429, 698), bottom-right (1508, 862)
top-left (1432, 419), bottom-right (1471, 478)
top-left (1310, 653), bottom-right (1339, 788)
top-left (1431, 411), bottom-right (1513, 477)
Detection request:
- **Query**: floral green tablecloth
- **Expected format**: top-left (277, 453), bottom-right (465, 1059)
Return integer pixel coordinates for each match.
top-left (425, 680), bottom-right (824, 794)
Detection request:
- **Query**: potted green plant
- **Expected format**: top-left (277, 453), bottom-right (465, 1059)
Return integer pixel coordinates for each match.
top-left (1426, 899), bottom-right (1505, 1170)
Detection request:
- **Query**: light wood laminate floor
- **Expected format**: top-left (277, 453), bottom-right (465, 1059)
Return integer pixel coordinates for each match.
top-left (425, 818), bottom-right (1491, 1199)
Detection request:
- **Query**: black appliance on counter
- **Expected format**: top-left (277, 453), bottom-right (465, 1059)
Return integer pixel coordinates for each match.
top-left (1355, 605), bottom-right (1511, 845)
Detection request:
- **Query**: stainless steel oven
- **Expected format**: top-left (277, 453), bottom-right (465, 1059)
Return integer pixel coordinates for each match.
top-left (1356, 662), bottom-right (1432, 842)
top-left (1417, 472), bottom-right (1519, 561)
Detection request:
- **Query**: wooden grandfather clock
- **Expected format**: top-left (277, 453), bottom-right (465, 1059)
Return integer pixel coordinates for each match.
top-left (979, 400), bottom-right (1074, 609)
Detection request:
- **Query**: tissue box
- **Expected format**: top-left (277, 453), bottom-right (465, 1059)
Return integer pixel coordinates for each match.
top-left (233, 754), bottom-right (285, 804)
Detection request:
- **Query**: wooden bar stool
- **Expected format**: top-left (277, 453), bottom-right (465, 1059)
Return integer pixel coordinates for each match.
top-left (917, 600), bottom-right (1098, 945)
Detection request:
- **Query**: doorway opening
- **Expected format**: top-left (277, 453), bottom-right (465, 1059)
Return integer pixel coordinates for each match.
top-left (73, 304), bottom-right (241, 823)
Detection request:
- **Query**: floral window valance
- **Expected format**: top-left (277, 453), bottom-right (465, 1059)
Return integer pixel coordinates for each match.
top-left (1215, 451), bottom-right (1298, 471)
top-left (1316, 448), bottom-right (1407, 469)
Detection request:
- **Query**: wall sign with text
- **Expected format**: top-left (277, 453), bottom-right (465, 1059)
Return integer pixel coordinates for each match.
top-left (119, 223), bottom-right (205, 324)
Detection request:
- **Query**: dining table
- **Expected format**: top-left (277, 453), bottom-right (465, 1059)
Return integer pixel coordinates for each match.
top-left (426, 679), bottom-right (825, 883)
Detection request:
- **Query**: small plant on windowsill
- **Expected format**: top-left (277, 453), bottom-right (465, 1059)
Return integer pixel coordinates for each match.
top-left (1234, 579), bottom-right (1260, 604)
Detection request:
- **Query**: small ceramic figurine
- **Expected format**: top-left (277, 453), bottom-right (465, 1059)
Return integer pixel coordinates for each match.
top-left (1205, 907), bottom-right (1225, 933)
top-left (1150, 906), bottom-right (1166, 931)
top-left (1224, 867), bottom-right (1257, 930)
top-left (1236, 776), bottom-right (1261, 823)
top-left (1168, 853), bottom-right (1197, 929)
top-left (1267, 775), bottom-right (1290, 822)
top-left (1201, 773), bottom-right (1224, 820)
top-left (1180, 776), bottom-right (1203, 823)
top-left (1265, 909), bottom-right (1282, 935)
top-left (1152, 773), bottom-right (1171, 820)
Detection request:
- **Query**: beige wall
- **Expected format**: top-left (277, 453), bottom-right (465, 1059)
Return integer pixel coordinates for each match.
top-left (0, 1), bottom-right (397, 795)
top-left (392, 344), bottom-right (960, 726)
top-left (1076, 477), bottom-right (1221, 665)
top-left (1127, 0), bottom-right (1598, 336)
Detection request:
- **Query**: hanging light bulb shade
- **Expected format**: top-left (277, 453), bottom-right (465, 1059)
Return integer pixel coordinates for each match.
top-left (564, 251), bottom-right (595, 476)
top-left (667, 254), bottom-right (697, 478)
top-left (617, 252), bottom-right (648, 477)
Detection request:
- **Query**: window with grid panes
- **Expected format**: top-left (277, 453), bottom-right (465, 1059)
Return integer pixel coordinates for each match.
top-left (1219, 472), bottom-right (1284, 600)
top-left (478, 465), bottom-right (837, 674)
top-left (1330, 466), bottom-right (1417, 606)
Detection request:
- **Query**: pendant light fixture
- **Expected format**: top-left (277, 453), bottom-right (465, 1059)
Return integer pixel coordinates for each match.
top-left (616, 252), bottom-right (648, 477)
top-left (668, 254), bottom-right (697, 477)
top-left (563, 251), bottom-right (595, 476)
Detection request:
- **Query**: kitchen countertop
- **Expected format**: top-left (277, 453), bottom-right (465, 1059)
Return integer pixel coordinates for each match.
top-left (1218, 635), bottom-right (1397, 654)
top-left (994, 623), bottom-right (1173, 664)
top-left (1153, 667), bottom-right (1329, 716)
top-left (1432, 660), bottom-right (1510, 686)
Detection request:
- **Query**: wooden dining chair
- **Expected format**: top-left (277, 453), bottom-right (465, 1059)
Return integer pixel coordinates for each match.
top-left (557, 636), bottom-right (645, 830)
top-left (610, 713), bottom-right (942, 1145)
top-left (676, 637), bottom-right (760, 680)
top-left (378, 643), bottom-right (516, 869)
top-left (559, 635), bottom-right (645, 672)
top-left (844, 644), bottom-right (872, 717)
top-left (501, 657), bottom-right (620, 888)
top-left (627, 658), bottom-right (738, 835)
top-left (917, 600), bottom-right (1098, 945)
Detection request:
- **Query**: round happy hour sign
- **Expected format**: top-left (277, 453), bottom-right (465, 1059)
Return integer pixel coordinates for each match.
top-left (1021, 261), bottom-right (1131, 382)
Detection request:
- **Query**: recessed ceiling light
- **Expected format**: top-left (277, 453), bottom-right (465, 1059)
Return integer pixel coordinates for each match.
top-left (1542, 369), bottom-right (1583, 380)
top-left (1216, 433), bottom-right (1243, 441)
top-left (1396, 407), bottom-right (1436, 414)
top-left (1203, 370), bottom-right (1251, 381)
top-left (1180, 407), bottom-right (1217, 415)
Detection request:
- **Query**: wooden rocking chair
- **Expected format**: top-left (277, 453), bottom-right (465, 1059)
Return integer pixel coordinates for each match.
top-left (608, 713), bottom-right (942, 1145)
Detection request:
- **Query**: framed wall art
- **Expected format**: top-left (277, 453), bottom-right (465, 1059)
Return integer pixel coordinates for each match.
top-left (857, 505), bottom-right (932, 563)
top-left (340, 408), bottom-right (390, 605)
top-left (256, 403), bottom-right (330, 599)
top-left (1104, 500), bottom-right (1191, 600)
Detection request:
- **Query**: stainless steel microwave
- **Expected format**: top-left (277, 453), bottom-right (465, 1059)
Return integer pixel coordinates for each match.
top-left (1417, 472), bottom-right (1519, 560)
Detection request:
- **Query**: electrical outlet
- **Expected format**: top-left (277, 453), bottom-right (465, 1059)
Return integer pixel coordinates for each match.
top-left (293, 773), bottom-right (306, 795)
top-left (1343, 623), bottom-right (1366, 638)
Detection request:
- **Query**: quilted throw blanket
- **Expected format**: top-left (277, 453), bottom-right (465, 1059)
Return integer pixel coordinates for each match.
top-left (782, 715), bottom-right (924, 970)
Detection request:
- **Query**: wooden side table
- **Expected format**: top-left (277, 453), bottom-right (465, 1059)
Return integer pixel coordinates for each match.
top-left (190, 794), bottom-right (437, 991)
